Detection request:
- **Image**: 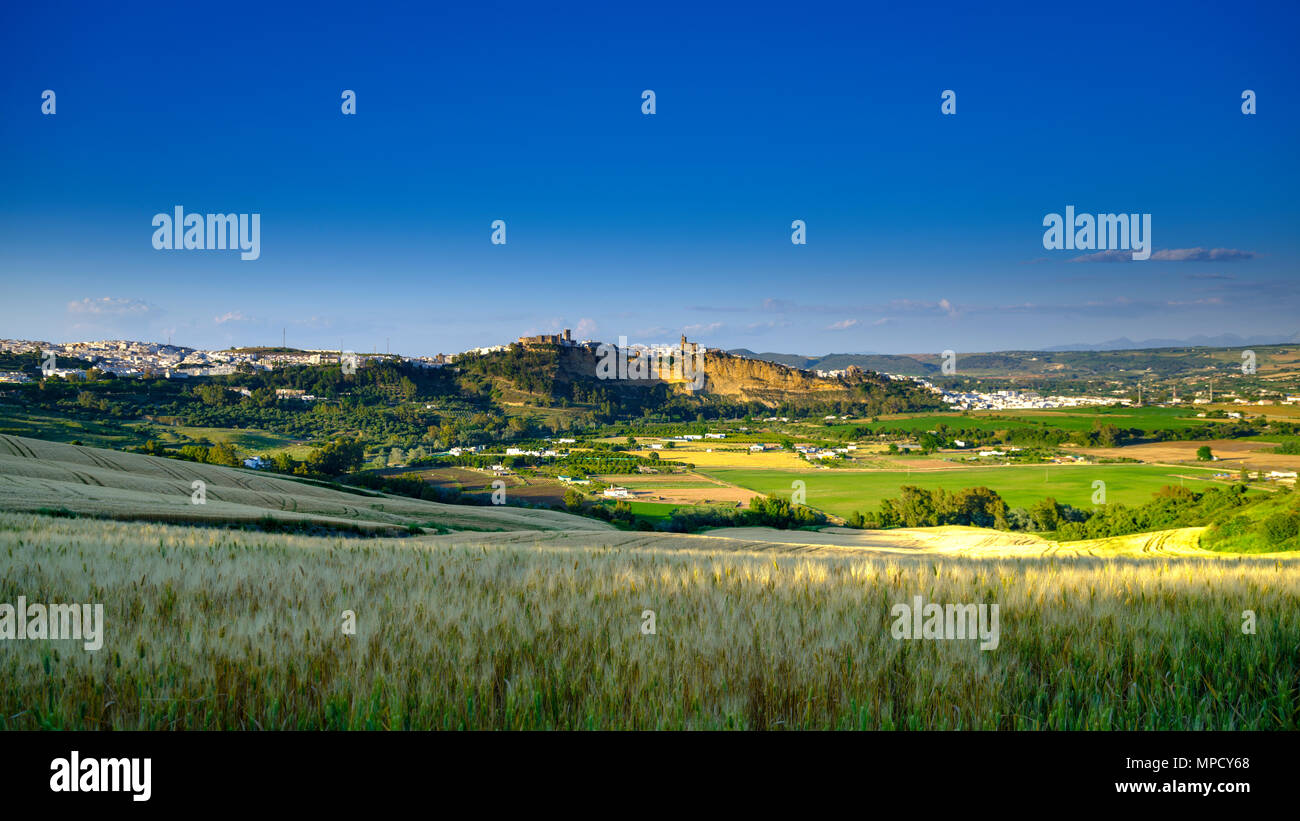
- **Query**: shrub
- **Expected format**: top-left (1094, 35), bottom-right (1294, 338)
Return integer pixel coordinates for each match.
top-left (1259, 512), bottom-right (1300, 544)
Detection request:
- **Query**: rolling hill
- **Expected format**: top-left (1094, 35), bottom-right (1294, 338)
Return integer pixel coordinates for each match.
top-left (728, 344), bottom-right (1300, 380)
top-left (0, 434), bottom-right (611, 534)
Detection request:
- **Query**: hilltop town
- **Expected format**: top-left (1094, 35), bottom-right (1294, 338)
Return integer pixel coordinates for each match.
top-left (6, 333), bottom-right (1300, 413)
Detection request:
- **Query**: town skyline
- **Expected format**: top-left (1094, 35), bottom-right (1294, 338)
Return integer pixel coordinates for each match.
top-left (6, 323), bottom-right (1300, 368)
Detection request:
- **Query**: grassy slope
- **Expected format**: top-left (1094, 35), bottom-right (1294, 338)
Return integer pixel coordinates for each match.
top-left (1199, 490), bottom-right (1300, 553)
top-left (0, 434), bottom-right (611, 534)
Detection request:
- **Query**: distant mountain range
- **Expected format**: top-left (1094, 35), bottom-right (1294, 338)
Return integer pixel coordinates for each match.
top-left (728, 332), bottom-right (1300, 371)
top-left (1040, 332), bottom-right (1300, 351)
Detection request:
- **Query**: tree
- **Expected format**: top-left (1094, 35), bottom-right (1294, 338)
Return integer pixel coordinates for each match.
top-left (399, 376), bottom-right (418, 401)
top-left (306, 438), bottom-right (365, 476)
top-left (194, 383), bottom-right (228, 407)
top-left (179, 444), bottom-right (209, 462)
top-left (506, 416), bottom-right (530, 437)
top-left (1260, 512), bottom-right (1300, 544)
top-left (1196, 445), bottom-right (1214, 461)
top-left (207, 441), bottom-right (240, 467)
top-left (1029, 497), bottom-right (1062, 531)
top-left (881, 486), bottom-right (937, 528)
top-left (950, 486), bottom-right (1008, 529)
top-left (1093, 421), bottom-right (1121, 447)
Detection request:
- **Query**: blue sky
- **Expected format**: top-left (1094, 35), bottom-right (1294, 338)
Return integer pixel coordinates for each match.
top-left (2, 0), bottom-right (1297, 356)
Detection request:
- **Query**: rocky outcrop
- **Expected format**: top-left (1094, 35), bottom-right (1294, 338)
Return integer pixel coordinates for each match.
top-left (546, 344), bottom-right (865, 406)
top-left (694, 351), bottom-right (851, 403)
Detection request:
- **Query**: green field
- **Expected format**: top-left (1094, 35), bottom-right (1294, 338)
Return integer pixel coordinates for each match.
top-left (705, 463), bottom-right (1237, 517)
top-left (152, 424), bottom-right (314, 457)
top-left (0, 409), bottom-right (319, 459)
top-left (624, 500), bottom-right (689, 519)
top-left (0, 408), bottom-right (148, 449)
top-left (825, 406), bottom-right (1222, 436)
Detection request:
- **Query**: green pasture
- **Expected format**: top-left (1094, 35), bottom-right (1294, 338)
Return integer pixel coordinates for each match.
top-left (705, 463), bottom-right (1239, 518)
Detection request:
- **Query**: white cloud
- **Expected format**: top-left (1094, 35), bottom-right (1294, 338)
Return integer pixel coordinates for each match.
top-left (67, 297), bottom-right (156, 316)
top-left (1069, 247), bottom-right (1256, 263)
top-left (827, 319), bottom-right (859, 330)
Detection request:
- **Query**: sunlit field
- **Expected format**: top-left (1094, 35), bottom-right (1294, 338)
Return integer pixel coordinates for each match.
top-left (706, 463), bottom-right (1238, 517)
top-left (827, 406), bottom-right (1219, 436)
top-left (3, 512), bottom-right (1296, 730)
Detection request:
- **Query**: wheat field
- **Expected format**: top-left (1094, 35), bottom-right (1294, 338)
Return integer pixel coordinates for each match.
top-left (0, 434), bottom-right (609, 534)
top-left (2, 512), bottom-right (1296, 730)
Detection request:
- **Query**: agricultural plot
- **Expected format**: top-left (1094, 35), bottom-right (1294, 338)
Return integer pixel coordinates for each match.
top-left (151, 424), bottom-right (311, 458)
top-left (840, 406), bottom-right (1220, 436)
top-left (592, 472), bottom-right (759, 507)
top-left (0, 408), bottom-right (148, 449)
top-left (624, 500), bottom-right (690, 519)
top-left (1076, 439), bottom-right (1300, 473)
top-left (629, 447), bottom-right (808, 469)
top-left (704, 463), bottom-right (1238, 518)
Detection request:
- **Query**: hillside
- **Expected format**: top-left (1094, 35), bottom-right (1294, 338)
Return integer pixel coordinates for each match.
top-left (0, 434), bottom-right (611, 534)
top-left (464, 343), bottom-right (942, 411)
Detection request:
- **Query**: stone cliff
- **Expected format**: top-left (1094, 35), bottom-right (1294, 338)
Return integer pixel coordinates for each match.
top-left (546, 344), bottom-right (865, 407)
